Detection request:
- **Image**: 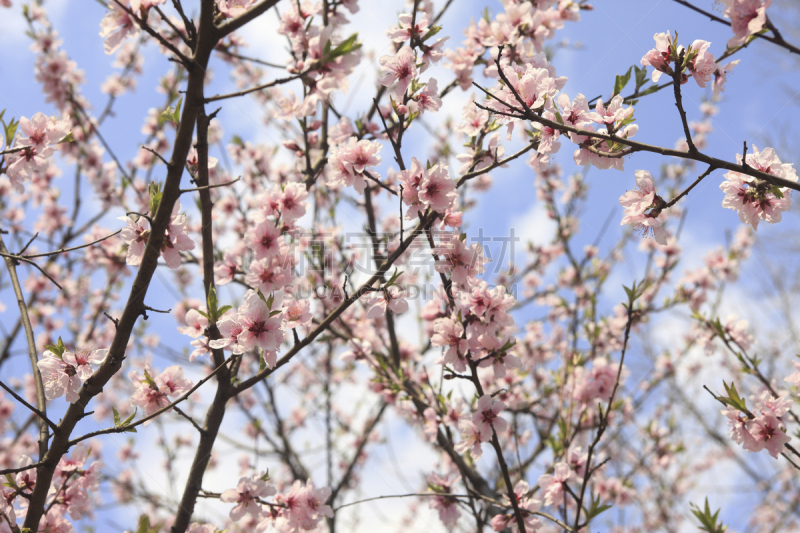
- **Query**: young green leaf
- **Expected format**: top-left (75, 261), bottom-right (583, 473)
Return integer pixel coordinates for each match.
top-left (613, 66), bottom-right (633, 96)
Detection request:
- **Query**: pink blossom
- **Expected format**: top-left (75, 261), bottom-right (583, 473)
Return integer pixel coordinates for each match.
top-left (749, 414), bottom-right (791, 458)
top-left (455, 95), bottom-right (490, 136)
top-left (431, 317), bottom-right (469, 372)
top-left (378, 46), bottom-right (418, 99)
top-left (418, 163), bottom-right (457, 213)
top-left (209, 314), bottom-right (245, 354)
top-left (178, 309), bottom-right (208, 338)
top-left (411, 78), bottom-right (442, 115)
top-left (236, 290), bottom-right (285, 354)
top-left (712, 59), bottom-right (740, 96)
top-left (428, 473), bottom-right (462, 528)
top-left (37, 347), bottom-right (106, 404)
top-left (366, 285), bottom-right (408, 318)
top-left (386, 13), bottom-right (429, 43)
top-left (558, 93), bottom-right (592, 128)
top-left (640, 31), bottom-right (675, 82)
top-left (129, 365), bottom-right (193, 417)
top-left (454, 420), bottom-right (483, 458)
top-left (537, 462), bottom-right (571, 506)
top-left (472, 394), bottom-right (507, 441)
top-left (422, 407), bottom-right (438, 443)
top-left (245, 220), bottom-right (283, 260)
top-left (785, 361), bottom-right (800, 387)
top-left (619, 170), bottom-right (657, 216)
top-left (5, 112), bottom-right (69, 193)
top-left (220, 474), bottom-right (276, 521)
top-left (272, 480), bottom-right (333, 530)
top-left (397, 157), bottom-right (426, 219)
top-left (99, 1), bottom-right (140, 55)
top-left (491, 481), bottom-right (543, 532)
top-left (282, 298), bottom-right (312, 329)
top-left (720, 0), bottom-right (772, 48)
top-left (162, 200), bottom-right (195, 269)
top-left (433, 233), bottom-right (485, 285)
top-left (687, 40), bottom-right (716, 88)
top-left (279, 182), bottom-right (309, 222)
top-left (216, 0), bottom-right (256, 19)
top-left (327, 137), bottom-right (382, 194)
top-left (587, 95), bottom-right (633, 126)
top-left (720, 145), bottom-right (797, 230)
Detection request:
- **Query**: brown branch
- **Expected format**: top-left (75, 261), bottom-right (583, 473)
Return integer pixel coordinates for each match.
top-left (180, 177), bottom-right (240, 194)
top-left (672, 50), bottom-right (697, 153)
top-left (0, 380), bottom-right (56, 432)
top-left (204, 72), bottom-right (305, 103)
top-left (67, 355), bottom-right (235, 446)
top-left (456, 141), bottom-right (536, 187)
top-left (20, 0), bottom-right (220, 526)
top-left (672, 0), bottom-right (800, 55)
top-left (170, 102), bottom-right (235, 533)
top-left (18, 230), bottom-right (121, 259)
top-left (214, 0), bottom-right (282, 38)
top-left (665, 165), bottom-right (716, 208)
top-left (471, 85), bottom-right (800, 193)
top-left (0, 235), bottom-right (50, 458)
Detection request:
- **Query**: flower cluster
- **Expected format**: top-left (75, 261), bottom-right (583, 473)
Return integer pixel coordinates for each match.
top-left (4, 112), bottom-right (70, 193)
top-left (326, 137), bottom-right (382, 194)
top-left (37, 343), bottom-right (108, 404)
top-left (210, 290), bottom-right (285, 367)
top-left (129, 365), bottom-right (193, 417)
top-left (722, 390), bottom-right (792, 459)
top-left (119, 199), bottom-right (196, 269)
top-left (618, 170), bottom-right (668, 244)
top-left (219, 477), bottom-right (333, 531)
top-left (640, 31), bottom-right (739, 96)
top-left (720, 144), bottom-right (798, 229)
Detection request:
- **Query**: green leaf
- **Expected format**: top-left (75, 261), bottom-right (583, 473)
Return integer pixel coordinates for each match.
top-left (136, 514), bottom-right (152, 533)
top-left (172, 97), bottom-right (183, 124)
top-left (259, 353), bottom-right (267, 372)
top-left (421, 25), bottom-right (442, 42)
top-left (112, 407), bottom-right (121, 426)
top-left (325, 33), bottom-right (361, 62)
top-left (3, 116), bottom-right (18, 147)
top-left (269, 309), bottom-right (282, 317)
top-left (159, 97), bottom-right (182, 127)
top-left (613, 66), bottom-right (633, 96)
top-left (385, 268), bottom-right (404, 287)
top-left (690, 498), bottom-right (727, 533)
top-left (122, 408), bottom-right (137, 426)
top-left (57, 131), bottom-right (75, 144)
top-left (217, 305), bottom-right (232, 317)
top-left (585, 493), bottom-right (613, 521)
top-left (148, 181), bottom-right (163, 215)
top-left (633, 65), bottom-right (648, 90)
top-left (208, 286), bottom-right (218, 313)
top-left (142, 369), bottom-right (158, 389)
top-left (637, 84), bottom-right (661, 97)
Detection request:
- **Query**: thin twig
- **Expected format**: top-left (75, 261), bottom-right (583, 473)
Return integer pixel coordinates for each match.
top-left (67, 355), bottom-right (236, 446)
top-left (0, 380), bottom-right (57, 432)
top-left (180, 177), bottom-right (240, 194)
top-left (204, 72), bottom-right (304, 103)
top-left (19, 230), bottom-right (121, 259)
top-left (0, 235), bottom-right (52, 459)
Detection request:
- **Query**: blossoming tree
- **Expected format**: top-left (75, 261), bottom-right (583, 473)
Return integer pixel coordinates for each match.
top-left (0, 0), bottom-right (799, 532)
